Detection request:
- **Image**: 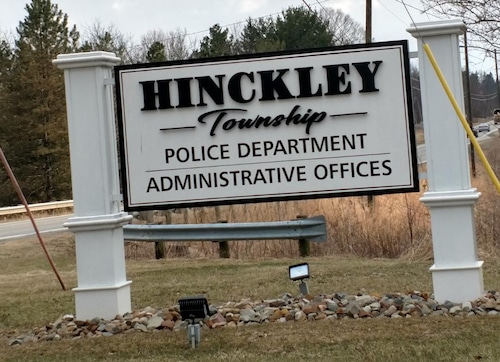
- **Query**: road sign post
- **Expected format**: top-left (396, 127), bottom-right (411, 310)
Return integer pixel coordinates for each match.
top-left (408, 20), bottom-right (484, 303)
top-left (54, 52), bottom-right (132, 320)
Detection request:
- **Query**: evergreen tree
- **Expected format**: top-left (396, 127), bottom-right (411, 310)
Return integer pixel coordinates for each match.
top-left (237, 17), bottom-right (282, 54)
top-left (480, 72), bottom-right (498, 116)
top-left (0, 0), bottom-right (78, 205)
top-left (275, 7), bottom-right (333, 50)
top-left (0, 39), bottom-right (15, 204)
top-left (146, 41), bottom-right (167, 62)
top-left (236, 7), bottom-right (334, 55)
top-left (193, 24), bottom-right (234, 58)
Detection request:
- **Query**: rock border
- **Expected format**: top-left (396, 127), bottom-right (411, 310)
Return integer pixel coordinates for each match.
top-left (8, 290), bottom-right (499, 346)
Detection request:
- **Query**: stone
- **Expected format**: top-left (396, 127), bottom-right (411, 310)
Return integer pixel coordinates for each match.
top-left (358, 309), bottom-right (371, 318)
top-left (208, 305), bottom-right (218, 315)
top-left (442, 301), bottom-right (457, 310)
top-left (160, 320), bottom-right (175, 330)
top-left (269, 310), bottom-right (282, 322)
top-left (143, 306), bottom-right (156, 314)
top-left (402, 304), bottom-right (416, 314)
top-left (225, 312), bottom-right (239, 323)
top-left (462, 301), bottom-right (472, 313)
top-left (8, 339), bottom-right (23, 346)
top-left (356, 295), bottom-right (375, 307)
top-left (147, 316), bottom-right (164, 329)
top-left (134, 323), bottom-right (148, 332)
top-left (384, 305), bottom-right (398, 316)
top-left (420, 304), bottom-right (433, 316)
top-left (302, 303), bottom-right (319, 315)
top-left (239, 308), bottom-right (257, 322)
top-left (163, 312), bottom-right (180, 321)
top-left (326, 300), bottom-right (339, 312)
top-left (317, 303), bottom-right (327, 312)
top-left (294, 311), bottom-right (307, 321)
top-left (449, 306), bottom-right (463, 315)
top-left (426, 299), bottom-right (439, 311)
top-left (314, 313), bottom-right (327, 320)
top-left (482, 299), bottom-right (498, 310)
top-left (235, 300), bottom-right (252, 309)
top-left (345, 301), bottom-right (361, 316)
top-left (265, 299), bottom-right (286, 308)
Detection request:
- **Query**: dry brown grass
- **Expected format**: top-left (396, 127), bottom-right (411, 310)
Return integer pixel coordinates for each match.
top-left (126, 180), bottom-right (433, 261)
top-left (124, 128), bottom-right (500, 262)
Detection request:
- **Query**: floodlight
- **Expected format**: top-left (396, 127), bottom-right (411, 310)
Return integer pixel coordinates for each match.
top-left (289, 263), bottom-right (310, 281)
top-left (288, 263), bottom-right (310, 295)
top-left (178, 295), bottom-right (209, 322)
top-left (178, 295), bottom-right (209, 348)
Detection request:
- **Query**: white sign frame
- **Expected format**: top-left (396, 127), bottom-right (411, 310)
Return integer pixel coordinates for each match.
top-left (115, 41), bottom-right (418, 211)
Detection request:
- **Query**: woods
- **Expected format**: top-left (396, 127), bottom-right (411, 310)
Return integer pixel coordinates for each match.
top-left (0, 0), bottom-right (498, 206)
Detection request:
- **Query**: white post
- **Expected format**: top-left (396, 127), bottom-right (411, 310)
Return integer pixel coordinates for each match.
top-left (407, 20), bottom-right (484, 302)
top-left (53, 52), bottom-right (132, 320)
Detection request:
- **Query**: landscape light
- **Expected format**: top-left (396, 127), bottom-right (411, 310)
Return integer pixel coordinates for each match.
top-left (288, 262), bottom-right (310, 295)
top-left (178, 295), bottom-right (209, 348)
top-left (289, 262), bottom-right (310, 281)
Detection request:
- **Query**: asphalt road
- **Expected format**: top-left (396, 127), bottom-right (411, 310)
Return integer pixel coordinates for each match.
top-left (0, 214), bottom-right (71, 241)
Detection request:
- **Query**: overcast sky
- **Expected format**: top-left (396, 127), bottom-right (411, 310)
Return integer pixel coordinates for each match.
top-left (0, 0), bottom-right (494, 72)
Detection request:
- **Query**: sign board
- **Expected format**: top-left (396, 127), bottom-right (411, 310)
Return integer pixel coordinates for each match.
top-left (115, 41), bottom-right (418, 211)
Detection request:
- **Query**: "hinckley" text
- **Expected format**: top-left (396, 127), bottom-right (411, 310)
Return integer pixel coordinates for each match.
top-left (139, 61), bottom-right (383, 110)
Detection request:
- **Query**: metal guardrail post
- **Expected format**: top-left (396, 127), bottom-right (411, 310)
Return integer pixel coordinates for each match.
top-left (296, 215), bottom-right (311, 257)
top-left (215, 220), bottom-right (230, 258)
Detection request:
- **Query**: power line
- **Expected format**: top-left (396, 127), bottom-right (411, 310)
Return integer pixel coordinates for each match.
top-left (187, 0), bottom-right (331, 38)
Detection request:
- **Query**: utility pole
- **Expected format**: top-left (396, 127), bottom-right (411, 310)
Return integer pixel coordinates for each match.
top-left (366, 0), bottom-right (374, 205)
top-left (365, 0), bottom-right (372, 43)
top-left (495, 50), bottom-right (500, 108)
top-left (463, 31), bottom-right (476, 177)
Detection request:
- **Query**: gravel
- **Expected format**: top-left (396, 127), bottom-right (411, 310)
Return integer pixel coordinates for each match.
top-left (8, 290), bottom-right (500, 346)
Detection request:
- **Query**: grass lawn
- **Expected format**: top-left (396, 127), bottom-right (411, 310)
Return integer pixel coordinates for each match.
top-left (0, 233), bottom-right (499, 361)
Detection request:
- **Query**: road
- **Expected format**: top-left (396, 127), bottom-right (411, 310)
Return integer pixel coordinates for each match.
top-left (0, 214), bottom-right (71, 241)
top-left (417, 123), bottom-right (497, 166)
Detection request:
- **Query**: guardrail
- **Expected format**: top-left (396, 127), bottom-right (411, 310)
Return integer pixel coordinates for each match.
top-left (0, 200), bottom-right (74, 216)
top-left (123, 215), bottom-right (327, 258)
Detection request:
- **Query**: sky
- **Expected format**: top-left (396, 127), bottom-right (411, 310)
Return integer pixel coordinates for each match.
top-left (0, 0), bottom-right (495, 73)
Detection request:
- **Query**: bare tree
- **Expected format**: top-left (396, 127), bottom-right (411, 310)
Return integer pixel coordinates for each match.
top-left (420, 0), bottom-right (500, 53)
top-left (137, 28), bottom-right (191, 62)
top-left (79, 20), bottom-right (136, 64)
top-left (319, 8), bottom-right (365, 45)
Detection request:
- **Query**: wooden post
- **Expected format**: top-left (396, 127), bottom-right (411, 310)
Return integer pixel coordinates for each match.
top-left (296, 215), bottom-right (310, 257)
top-left (216, 220), bottom-right (230, 258)
top-left (140, 210), bottom-right (165, 259)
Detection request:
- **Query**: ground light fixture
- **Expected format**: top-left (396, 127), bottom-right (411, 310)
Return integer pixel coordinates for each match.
top-left (178, 295), bottom-right (209, 348)
top-left (288, 262), bottom-right (310, 295)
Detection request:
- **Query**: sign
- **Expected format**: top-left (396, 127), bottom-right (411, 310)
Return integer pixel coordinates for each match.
top-left (115, 41), bottom-right (418, 211)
